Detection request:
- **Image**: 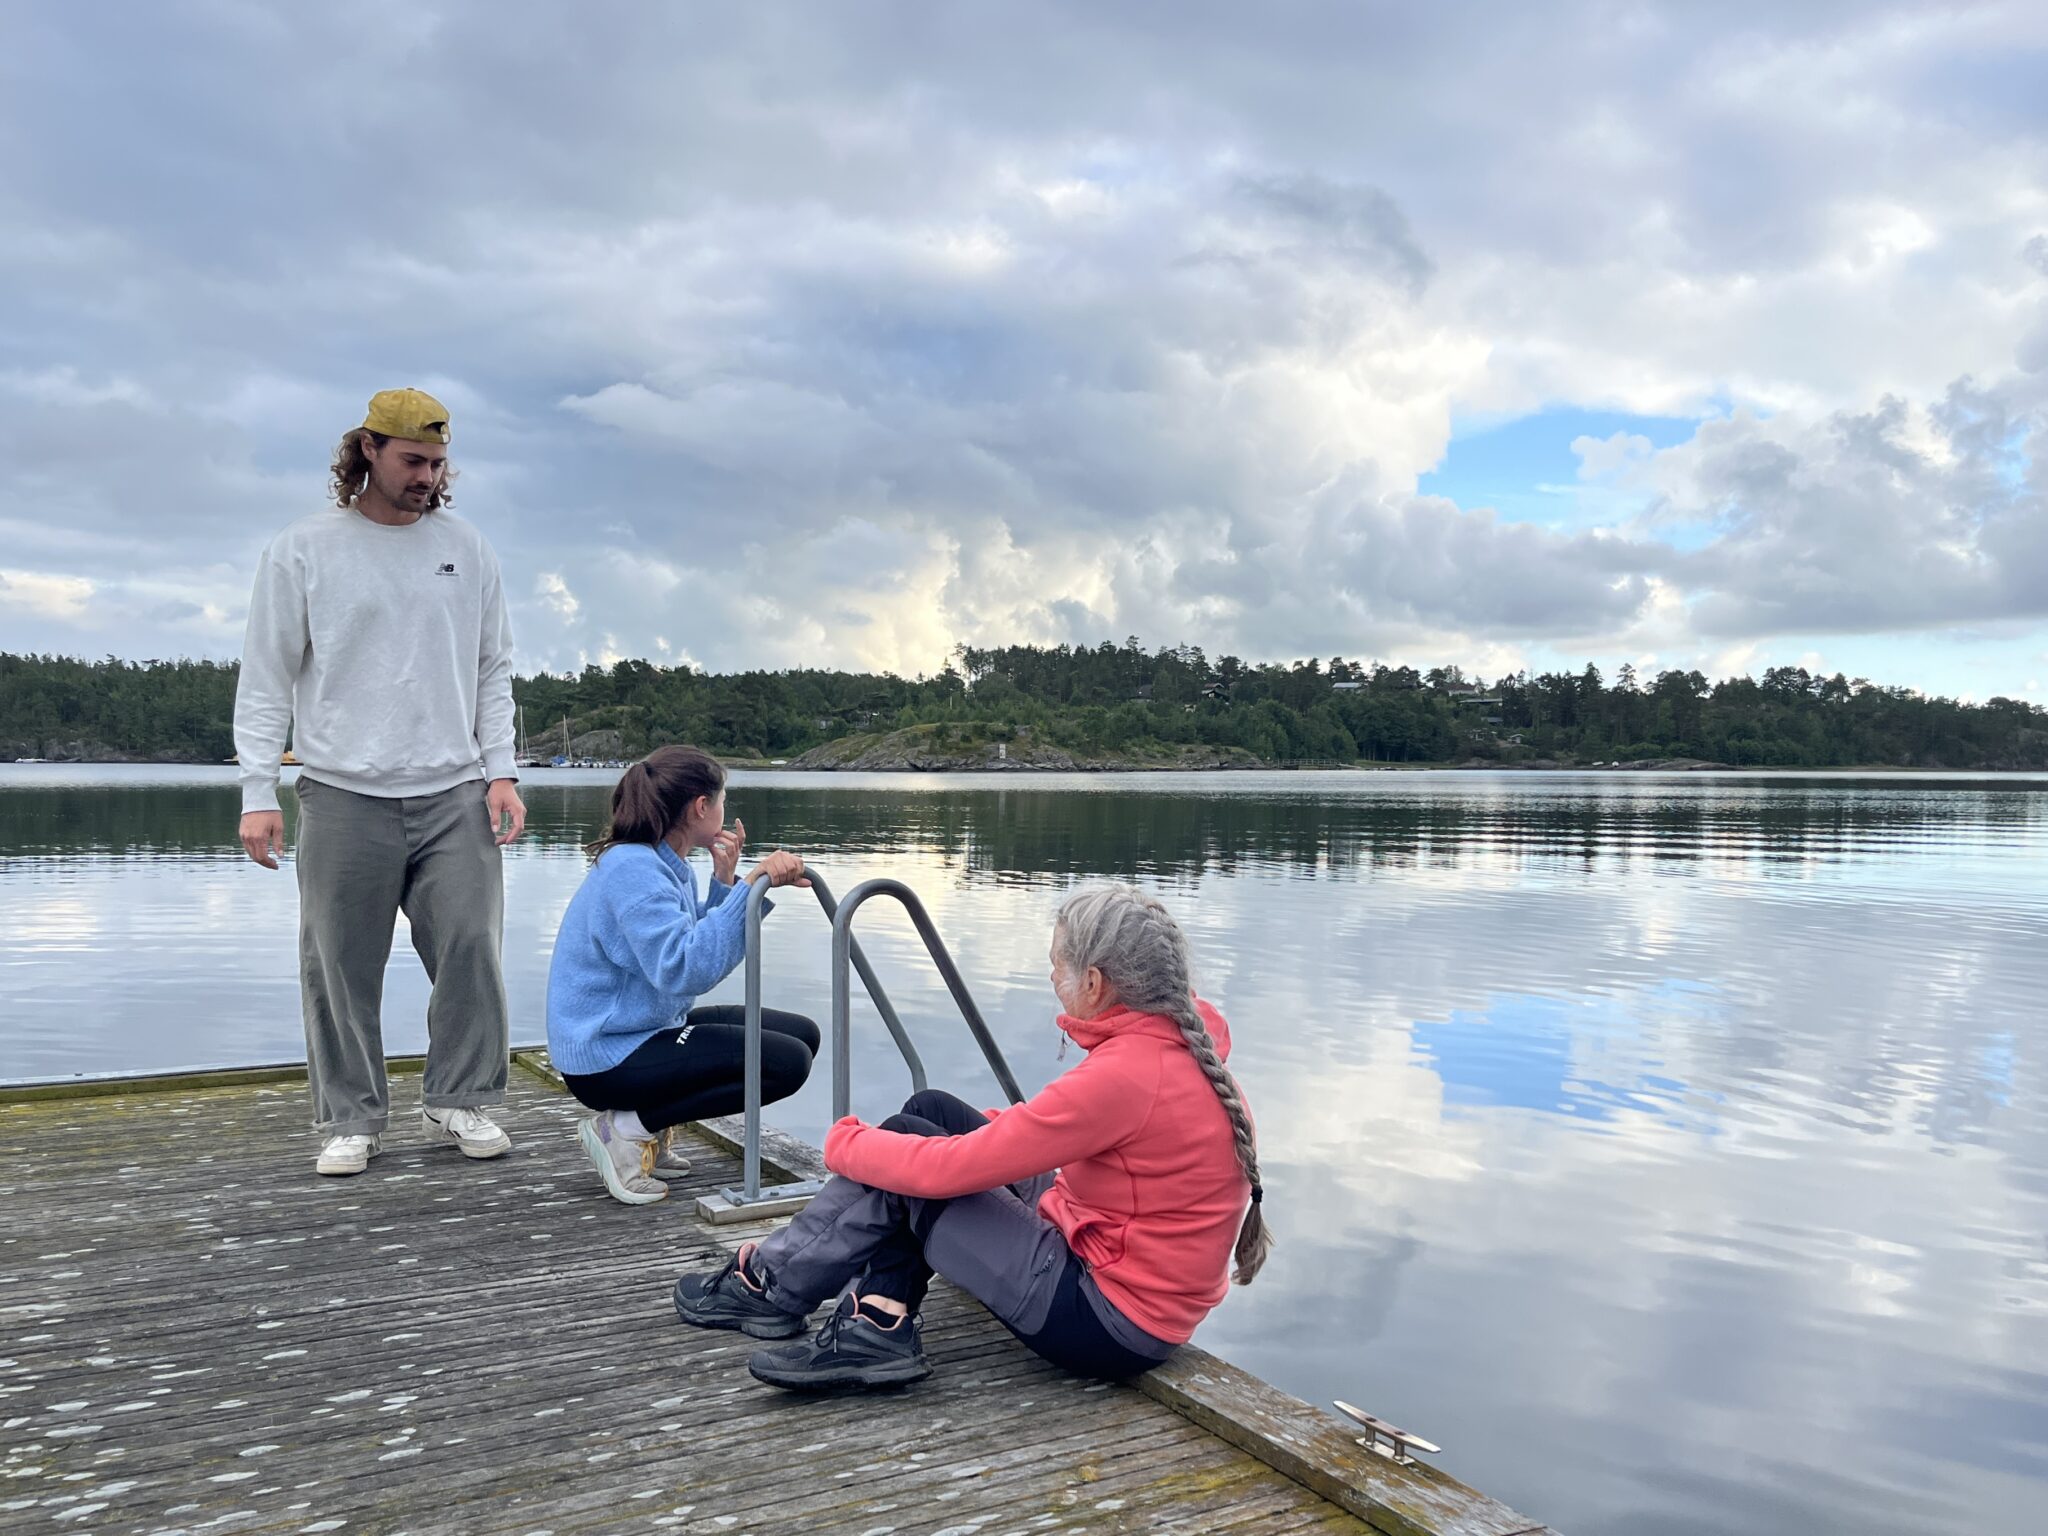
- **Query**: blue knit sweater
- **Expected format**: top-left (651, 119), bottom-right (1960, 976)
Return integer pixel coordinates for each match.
top-left (544, 841), bottom-right (768, 1075)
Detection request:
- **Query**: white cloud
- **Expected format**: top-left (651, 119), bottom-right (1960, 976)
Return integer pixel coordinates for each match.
top-left (0, 569), bottom-right (95, 622)
top-left (1648, 376), bottom-right (2048, 636)
top-left (0, 367), bottom-right (153, 411)
top-left (1574, 432), bottom-right (1656, 482)
top-left (535, 572), bottom-right (579, 620)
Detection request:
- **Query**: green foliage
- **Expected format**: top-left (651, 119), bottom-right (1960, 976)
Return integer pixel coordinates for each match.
top-left (2, 648), bottom-right (2044, 769)
top-left (0, 654), bottom-right (240, 761)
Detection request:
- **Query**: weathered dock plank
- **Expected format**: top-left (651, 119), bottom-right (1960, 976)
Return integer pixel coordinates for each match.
top-left (1, 1064), bottom-right (1554, 1535)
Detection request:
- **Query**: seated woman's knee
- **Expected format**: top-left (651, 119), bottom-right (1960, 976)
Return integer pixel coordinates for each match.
top-left (879, 1111), bottom-right (949, 1138)
top-left (900, 1087), bottom-right (974, 1122)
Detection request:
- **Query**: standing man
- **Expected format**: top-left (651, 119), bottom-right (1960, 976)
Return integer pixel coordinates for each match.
top-left (235, 388), bottom-right (527, 1177)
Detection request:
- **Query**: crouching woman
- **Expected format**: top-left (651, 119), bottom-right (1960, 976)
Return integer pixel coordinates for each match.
top-left (546, 744), bottom-right (813, 1204)
top-left (672, 882), bottom-right (1272, 1388)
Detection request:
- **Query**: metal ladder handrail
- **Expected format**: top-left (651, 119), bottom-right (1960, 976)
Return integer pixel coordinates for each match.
top-left (716, 869), bottom-right (1025, 1212)
top-left (728, 869), bottom-right (924, 1204)
top-left (829, 877), bottom-right (1025, 1120)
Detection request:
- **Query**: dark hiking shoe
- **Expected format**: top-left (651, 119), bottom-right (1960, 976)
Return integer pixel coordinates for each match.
top-left (672, 1251), bottom-right (807, 1339)
top-left (747, 1294), bottom-right (931, 1391)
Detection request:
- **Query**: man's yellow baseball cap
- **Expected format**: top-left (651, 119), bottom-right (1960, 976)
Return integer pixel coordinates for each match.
top-left (363, 387), bottom-right (451, 444)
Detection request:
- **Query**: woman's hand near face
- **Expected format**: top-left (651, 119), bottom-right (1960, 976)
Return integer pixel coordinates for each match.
top-left (747, 849), bottom-right (810, 889)
top-left (710, 817), bottom-right (745, 884)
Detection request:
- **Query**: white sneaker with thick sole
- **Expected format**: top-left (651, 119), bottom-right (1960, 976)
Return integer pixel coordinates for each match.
top-left (421, 1106), bottom-right (511, 1160)
top-left (317, 1134), bottom-right (381, 1177)
top-left (578, 1113), bottom-right (668, 1204)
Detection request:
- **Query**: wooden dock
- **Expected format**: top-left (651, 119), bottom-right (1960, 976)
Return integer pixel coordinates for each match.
top-left (1, 1059), bottom-right (1555, 1536)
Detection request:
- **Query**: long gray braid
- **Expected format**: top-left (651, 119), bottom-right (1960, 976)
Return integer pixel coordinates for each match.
top-left (1055, 884), bottom-right (1273, 1285)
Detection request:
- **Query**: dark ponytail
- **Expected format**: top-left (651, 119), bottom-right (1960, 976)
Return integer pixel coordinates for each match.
top-left (584, 745), bottom-right (727, 862)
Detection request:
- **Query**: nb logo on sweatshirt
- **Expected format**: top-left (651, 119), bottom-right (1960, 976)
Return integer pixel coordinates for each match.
top-left (434, 563), bottom-right (457, 576)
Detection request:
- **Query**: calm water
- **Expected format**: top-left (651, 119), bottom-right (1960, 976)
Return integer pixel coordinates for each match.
top-left (4, 764), bottom-right (2046, 1535)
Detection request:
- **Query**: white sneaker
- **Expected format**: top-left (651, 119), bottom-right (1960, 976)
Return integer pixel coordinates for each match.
top-left (317, 1134), bottom-right (381, 1177)
top-left (421, 1106), bottom-right (512, 1160)
top-left (578, 1113), bottom-right (668, 1205)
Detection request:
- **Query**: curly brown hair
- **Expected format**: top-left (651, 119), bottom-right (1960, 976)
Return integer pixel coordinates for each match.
top-left (329, 428), bottom-right (458, 511)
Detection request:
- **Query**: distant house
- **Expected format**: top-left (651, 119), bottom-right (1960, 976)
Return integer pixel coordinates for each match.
top-left (1331, 681), bottom-right (1363, 692)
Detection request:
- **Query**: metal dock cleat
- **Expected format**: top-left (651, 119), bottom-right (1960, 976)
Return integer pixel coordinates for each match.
top-left (1333, 1400), bottom-right (1442, 1466)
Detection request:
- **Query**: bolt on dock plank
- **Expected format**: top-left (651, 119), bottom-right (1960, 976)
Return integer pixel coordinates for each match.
top-left (1, 1060), bottom-right (1555, 1536)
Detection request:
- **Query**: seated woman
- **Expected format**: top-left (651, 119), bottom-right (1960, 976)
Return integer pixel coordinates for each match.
top-left (546, 744), bottom-right (813, 1205)
top-left (672, 883), bottom-right (1271, 1388)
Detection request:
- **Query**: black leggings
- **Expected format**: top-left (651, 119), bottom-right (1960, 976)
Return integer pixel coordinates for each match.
top-left (561, 1006), bottom-right (819, 1133)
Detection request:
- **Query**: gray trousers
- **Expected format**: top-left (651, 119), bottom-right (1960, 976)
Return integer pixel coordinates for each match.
top-left (293, 775), bottom-right (508, 1135)
top-left (755, 1091), bottom-right (1068, 1336)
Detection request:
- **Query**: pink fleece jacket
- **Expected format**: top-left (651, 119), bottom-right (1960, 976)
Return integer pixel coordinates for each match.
top-left (822, 998), bottom-right (1252, 1344)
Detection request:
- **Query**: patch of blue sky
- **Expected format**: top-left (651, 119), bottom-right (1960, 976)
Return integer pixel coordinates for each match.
top-left (1744, 633), bottom-right (2048, 702)
top-left (1418, 405), bottom-right (1709, 529)
top-left (1509, 632), bottom-right (2045, 702)
top-left (1994, 422), bottom-right (2031, 494)
top-left (1645, 518), bottom-right (1724, 555)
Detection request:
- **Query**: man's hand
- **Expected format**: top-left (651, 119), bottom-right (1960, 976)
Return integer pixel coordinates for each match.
top-left (487, 779), bottom-right (527, 846)
top-left (710, 816), bottom-right (746, 885)
top-left (239, 811), bottom-right (285, 869)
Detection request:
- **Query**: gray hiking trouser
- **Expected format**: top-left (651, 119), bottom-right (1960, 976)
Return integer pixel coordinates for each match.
top-left (752, 1089), bottom-right (1177, 1379)
top-left (293, 774), bottom-right (508, 1135)
top-left (754, 1091), bottom-right (1067, 1335)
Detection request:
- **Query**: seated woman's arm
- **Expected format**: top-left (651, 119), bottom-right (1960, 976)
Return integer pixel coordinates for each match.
top-left (824, 1050), bottom-right (1158, 1199)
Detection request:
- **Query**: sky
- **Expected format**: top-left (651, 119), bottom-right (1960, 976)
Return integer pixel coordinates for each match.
top-left (2, 1), bottom-right (2045, 699)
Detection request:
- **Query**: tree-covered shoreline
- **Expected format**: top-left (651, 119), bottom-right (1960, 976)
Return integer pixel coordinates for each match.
top-left (3, 642), bottom-right (2044, 770)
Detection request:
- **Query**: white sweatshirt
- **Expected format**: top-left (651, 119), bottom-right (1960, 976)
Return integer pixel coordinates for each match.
top-left (233, 506), bottom-right (518, 814)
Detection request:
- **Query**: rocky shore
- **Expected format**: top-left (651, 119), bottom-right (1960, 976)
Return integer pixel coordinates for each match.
top-left (789, 723), bottom-right (1262, 772)
top-left (0, 738), bottom-right (198, 764)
